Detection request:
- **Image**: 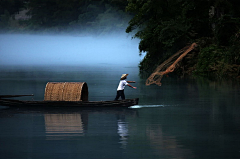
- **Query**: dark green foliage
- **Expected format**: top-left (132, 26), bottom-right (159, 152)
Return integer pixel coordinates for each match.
top-left (0, 0), bottom-right (25, 15)
top-left (126, 0), bottom-right (212, 72)
top-left (25, 0), bottom-right (85, 30)
top-left (0, 0), bottom-right (25, 29)
top-left (126, 0), bottom-right (240, 79)
top-left (0, 0), bottom-right (131, 34)
top-left (22, 0), bottom-right (131, 34)
top-left (194, 44), bottom-right (240, 79)
top-left (195, 45), bottom-right (225, 75)
top-left (1, 0), bottom-right (240, 79)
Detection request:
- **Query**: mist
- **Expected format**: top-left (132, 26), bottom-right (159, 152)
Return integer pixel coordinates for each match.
top-left (0, 34), bottom-right (141, 67)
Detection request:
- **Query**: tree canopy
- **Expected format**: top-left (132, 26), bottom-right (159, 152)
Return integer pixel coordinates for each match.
top-left (1, 0), bottom-right (131, 35)
top-left (0, 0), bottom-right (25, 29)
top-left (126, 0), bottom-right (240, 79)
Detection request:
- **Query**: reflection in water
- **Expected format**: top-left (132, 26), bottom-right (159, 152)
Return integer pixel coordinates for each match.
top-left (117, 118), bottom-right (129, 149)
top-left (42, 108), bottom-right (135, 143)
top-left (44, 113), bottom-right (87, 140)
top-left (1, 65), bottom-right (240, 158)
top-left (147, 126), bottom-right (194, 159)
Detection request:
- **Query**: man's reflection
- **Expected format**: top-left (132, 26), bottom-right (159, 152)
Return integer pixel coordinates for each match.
top-left (117, 115), bottom-right (129, 149)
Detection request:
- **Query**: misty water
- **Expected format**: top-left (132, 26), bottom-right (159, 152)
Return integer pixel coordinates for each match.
top-left (1, 34), bottom-right (240, 159)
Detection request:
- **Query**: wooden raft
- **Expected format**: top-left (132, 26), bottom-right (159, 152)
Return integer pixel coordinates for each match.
top-left (44, 82), bottom-right (88, 101)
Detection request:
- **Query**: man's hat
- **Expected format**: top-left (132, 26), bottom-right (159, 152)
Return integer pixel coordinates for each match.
top-left (121, 74), bottom-right (128, 80)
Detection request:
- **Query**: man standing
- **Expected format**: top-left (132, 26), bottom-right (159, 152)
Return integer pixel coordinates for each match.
top-left (114, 74), bottom-right (137, 100)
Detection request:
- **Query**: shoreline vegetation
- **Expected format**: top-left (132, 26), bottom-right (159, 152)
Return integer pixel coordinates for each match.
top-left (1, 0), bottom-right (240, 81)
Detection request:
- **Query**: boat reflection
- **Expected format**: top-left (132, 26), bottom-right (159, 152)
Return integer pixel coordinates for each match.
top-left (1, 106), bottom-right (137, 143)
top-left (44, 113), bottom-right (88, 140)
top-left (42, 108), bottom-right (136, 141)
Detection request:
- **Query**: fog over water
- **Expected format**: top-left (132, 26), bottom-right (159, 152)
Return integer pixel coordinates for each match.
top-left (0, 34), bottom-right (141, 67)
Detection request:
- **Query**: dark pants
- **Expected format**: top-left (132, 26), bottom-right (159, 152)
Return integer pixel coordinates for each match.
top-left (114, 90), bottom-right (125, 100)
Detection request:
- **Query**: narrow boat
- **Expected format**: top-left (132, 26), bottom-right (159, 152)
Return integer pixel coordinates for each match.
top-left (0, 82), bottom-right (139, 108)
top-left (0, 98), bottom-right (139, 108)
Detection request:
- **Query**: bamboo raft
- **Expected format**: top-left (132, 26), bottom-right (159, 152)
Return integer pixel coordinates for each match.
top-left (0, 82), bottom-right (139, 108)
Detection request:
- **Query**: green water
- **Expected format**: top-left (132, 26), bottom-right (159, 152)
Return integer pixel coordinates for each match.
top-left (0, 65), bottom-right (240, 159)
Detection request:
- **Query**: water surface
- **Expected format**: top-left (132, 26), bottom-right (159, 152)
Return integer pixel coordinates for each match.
top-left (0, 65), bottom-right (240, 159)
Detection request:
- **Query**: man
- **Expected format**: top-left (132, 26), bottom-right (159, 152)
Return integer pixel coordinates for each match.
top-left (114, 74), bottom-right (137, 101)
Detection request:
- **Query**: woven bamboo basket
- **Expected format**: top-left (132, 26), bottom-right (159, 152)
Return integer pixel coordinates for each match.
top-left (44, 82), bottom-right (88, 101)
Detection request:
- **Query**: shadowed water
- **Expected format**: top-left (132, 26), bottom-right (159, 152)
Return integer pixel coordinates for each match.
top-left (0, 65), bottom-right (240, 159)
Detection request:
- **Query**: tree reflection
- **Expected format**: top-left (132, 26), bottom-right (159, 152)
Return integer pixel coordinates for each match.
top-left (146, 126), bottom-right (194, 158)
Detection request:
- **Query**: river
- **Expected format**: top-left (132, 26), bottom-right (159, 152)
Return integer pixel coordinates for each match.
top-left (0, 65), bottom-right (240, 159)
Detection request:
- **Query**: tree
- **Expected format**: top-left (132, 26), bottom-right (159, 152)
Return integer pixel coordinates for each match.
top-left (125, 0), bottom-right (208, 71)
top-left (126, 0), bottom-right (240, 78)
top-left (70, 0), bottom-right (131, 35)
top-left (25, 0), bottom-right (84, 31)
top-left (24, 0), bottom-right (130, 34)
top-left (0, 0), bottom-right (25, 30)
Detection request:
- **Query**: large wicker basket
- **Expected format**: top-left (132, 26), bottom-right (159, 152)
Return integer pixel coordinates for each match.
top-left (44, 82), bottom-right (88, 101)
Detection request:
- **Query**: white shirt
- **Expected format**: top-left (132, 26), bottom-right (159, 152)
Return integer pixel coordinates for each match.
top-left (117, 80), bottom-right (128, 91)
